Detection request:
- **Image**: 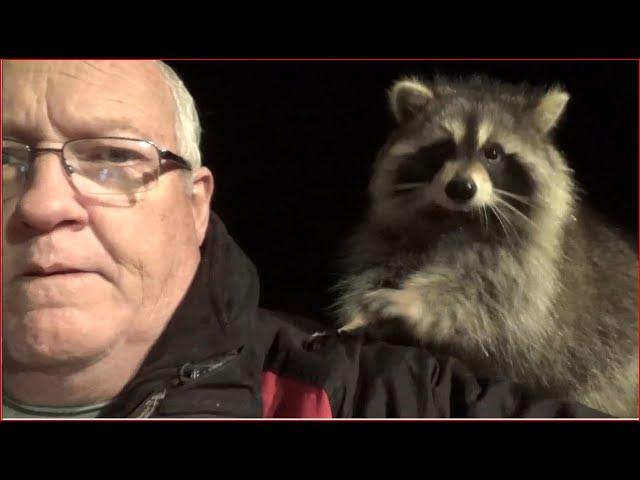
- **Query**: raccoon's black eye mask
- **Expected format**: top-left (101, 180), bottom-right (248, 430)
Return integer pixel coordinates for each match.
top-left (394, 138), bottom-right (456, 185)
top-left (488, 151), bottom-right (536, 199)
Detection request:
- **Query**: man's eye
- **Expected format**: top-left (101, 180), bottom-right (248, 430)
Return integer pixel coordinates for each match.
top-left (2, 149), bottom-right (28, 164)
top-left (84, 148), bottom-right (141, 163)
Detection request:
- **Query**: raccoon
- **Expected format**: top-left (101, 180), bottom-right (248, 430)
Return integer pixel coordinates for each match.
top-left (334, 75), bottom-right (638, 417)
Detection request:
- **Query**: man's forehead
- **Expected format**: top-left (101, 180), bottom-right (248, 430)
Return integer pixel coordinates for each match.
top-left (5, 60), bottom-right (165, 88)
top-left (3, 60), bottom-right (177, 146)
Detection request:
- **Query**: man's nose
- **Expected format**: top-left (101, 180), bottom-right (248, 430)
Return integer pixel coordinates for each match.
top-left (11, 152), bottom-right (88, 234)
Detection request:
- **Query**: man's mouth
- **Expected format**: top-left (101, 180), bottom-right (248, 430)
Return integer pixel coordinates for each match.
top-left (24, 270), bottom-right (86, 277)
top-left (20, 265), bottom-right (91, 278)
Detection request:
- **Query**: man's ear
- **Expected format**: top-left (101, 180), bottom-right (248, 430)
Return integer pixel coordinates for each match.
top-left (388, 77), bottom-right (435, 124)
top-left (189, 166), bottom-right (214, 246)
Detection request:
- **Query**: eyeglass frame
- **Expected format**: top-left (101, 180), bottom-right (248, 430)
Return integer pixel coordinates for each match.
top-left (2, 136), bottom-right (193, 195)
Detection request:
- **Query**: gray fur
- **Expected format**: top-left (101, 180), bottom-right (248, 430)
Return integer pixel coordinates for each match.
top-left (335, 75), bottom-right (638, 417)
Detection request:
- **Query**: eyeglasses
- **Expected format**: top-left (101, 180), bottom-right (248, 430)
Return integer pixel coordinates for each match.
top-left (2, 137), bottom-right (192, 200)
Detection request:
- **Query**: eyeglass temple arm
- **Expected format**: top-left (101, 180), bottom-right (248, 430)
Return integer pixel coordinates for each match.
top-left (160, 150), bottom-right (192, 171)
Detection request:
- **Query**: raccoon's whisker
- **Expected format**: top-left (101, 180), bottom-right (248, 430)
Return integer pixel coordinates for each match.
top-left (473, 207), bottom-right (488, 234)
top-left (471, 209), bottom-right (485, 230)
top-left (489, 205), bottom-right (511, 243)
top-left (493, 188), bottom-right (530, 200)
top-left (484, 207), bottom-right (493, 233)
top-left (493, 204), bottom-right (522, 245)
top-left (495, 203), bottom-right (524, 246)
top-left (495, 194), bottom-right (534, 210)
top-left (493, 189), bottom-right (535, 207)
top-left (482, 206), bottom-right (489, 234)
top-left (488, 205), bottom-right (505, 238)
top-left (494, 197), bottom-right (538, 229)
top-left (493, 204), bottom-right (516, 233)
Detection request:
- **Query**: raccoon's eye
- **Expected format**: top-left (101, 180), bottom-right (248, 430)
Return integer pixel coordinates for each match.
top-left (483, 144), bottom-right (504, 164)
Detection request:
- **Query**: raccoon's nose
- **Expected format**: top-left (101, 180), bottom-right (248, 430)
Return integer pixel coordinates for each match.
top-left (445, 177), bottom-right (477, 203)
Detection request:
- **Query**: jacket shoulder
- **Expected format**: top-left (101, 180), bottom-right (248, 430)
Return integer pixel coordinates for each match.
top-left (256, 320), bottom-right (610, 418)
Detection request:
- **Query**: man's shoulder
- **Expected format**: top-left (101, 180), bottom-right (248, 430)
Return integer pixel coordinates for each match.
top-left (254, 309), bottom-right (441, 383)
top-left (253, 312), bottom-right (445, 417)
top-left (255, 308), bottom-right (437, 367)
top-left (252, 315), bottom-right (611, 418)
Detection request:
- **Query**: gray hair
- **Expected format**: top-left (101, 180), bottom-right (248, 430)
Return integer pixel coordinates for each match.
top-left (155, 61), bottom-right (202, 171)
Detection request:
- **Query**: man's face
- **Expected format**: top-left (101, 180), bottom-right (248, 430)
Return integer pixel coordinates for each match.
top-left (2, 61), bottom-right (212, 371)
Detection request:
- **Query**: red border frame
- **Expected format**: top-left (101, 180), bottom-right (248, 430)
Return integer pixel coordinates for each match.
top-left (0, 58), bottom-right (638, 422)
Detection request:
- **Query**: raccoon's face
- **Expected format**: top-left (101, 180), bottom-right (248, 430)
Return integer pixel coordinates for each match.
top-left (369, 76), bottom-right (573, 239)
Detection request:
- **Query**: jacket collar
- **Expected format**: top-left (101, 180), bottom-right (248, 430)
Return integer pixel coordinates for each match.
top-left (102, 213), bottom-right (264, 417)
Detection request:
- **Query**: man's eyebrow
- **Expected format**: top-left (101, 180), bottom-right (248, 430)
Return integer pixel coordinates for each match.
top-left (78, 118), bottom-right (149, 138)
top-left (2, 122), bottom-right (36, 143)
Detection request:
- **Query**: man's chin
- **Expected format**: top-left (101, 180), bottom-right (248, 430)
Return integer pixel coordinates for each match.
top-left (4, 349), bottom-right (106, 375)
top-left (3, 308), bottom-right (122, 374)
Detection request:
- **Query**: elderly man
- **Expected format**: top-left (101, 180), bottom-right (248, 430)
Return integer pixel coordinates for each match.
top-left (1, 60), bottom-right (607, 418)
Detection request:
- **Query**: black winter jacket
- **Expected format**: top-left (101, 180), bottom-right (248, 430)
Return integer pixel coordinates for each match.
top-left (101, 214), bottom-right (608, 418)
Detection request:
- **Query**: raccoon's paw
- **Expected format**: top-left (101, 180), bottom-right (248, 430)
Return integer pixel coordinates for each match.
top-left (338, 312), bottom-right (369, 334)
top-left (361, 288), bottom-right (424, 324)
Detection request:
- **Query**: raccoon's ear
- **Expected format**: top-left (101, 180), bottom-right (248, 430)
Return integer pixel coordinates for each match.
top-left (534, 87), bottom-right (570, 134)
top-left (389, 78), bottom-right (434, 124)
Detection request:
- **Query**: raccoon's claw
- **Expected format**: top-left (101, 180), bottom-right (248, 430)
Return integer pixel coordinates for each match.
top-left (304, 324), bottom-right (368, 352)
top-left (309, 331), bottom-right (330, 339)
top-left (304, 330), bottom-right (338, 351)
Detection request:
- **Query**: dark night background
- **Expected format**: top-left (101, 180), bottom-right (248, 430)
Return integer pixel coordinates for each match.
top-left (165, 60), bottom-right (638, 326)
